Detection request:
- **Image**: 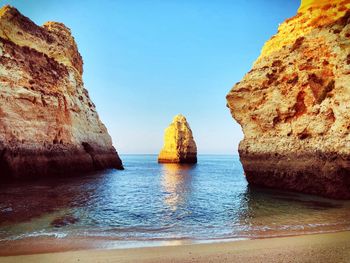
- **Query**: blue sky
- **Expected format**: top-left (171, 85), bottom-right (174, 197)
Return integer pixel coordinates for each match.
top-left (2, 0), bottom-right (299, 154)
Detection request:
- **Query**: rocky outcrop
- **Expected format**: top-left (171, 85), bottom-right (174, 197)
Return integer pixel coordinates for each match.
top-left (0, 6), bottom-right (123, 180)
top-left (158, 115), bottom-right (197, 164)
top-left (226, 0), bottom-right (350, 199)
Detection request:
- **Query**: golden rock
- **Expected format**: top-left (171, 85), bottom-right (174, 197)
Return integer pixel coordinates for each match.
top-left (226, 0), bottom-right (350, 199)
top-left (158, 115), bottom-right (197, 164)
top-left (0, 6), bottom-right (123, 179)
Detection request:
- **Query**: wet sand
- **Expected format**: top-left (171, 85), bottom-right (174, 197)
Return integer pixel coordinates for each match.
top-left (0, 231), bottom-right (350, 263)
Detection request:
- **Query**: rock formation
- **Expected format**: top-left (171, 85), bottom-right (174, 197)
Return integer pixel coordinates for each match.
top-left (0, 6), bottom-right (123, 180)
top-left (158, 115), bottom-right (197, 164)
top-left (226, 0), bottom-right (350, 199)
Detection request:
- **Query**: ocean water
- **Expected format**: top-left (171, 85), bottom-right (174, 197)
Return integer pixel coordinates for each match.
top-left (0, 155), bottom-right (350, 246)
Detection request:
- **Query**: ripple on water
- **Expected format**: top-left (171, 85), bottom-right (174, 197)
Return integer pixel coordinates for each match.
top-left (0, 155), bottom-right (350, 244)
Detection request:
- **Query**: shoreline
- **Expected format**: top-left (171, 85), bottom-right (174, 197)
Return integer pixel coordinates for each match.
top-left (0, 231), bottom-right (350, 262)
top-left (1, 228), bottom-right (349, 256)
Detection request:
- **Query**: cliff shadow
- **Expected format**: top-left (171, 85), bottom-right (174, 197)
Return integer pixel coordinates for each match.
top-left (0, 170), bottom-right (112, 226)
top-left (233, 185), bottom-right (349, 238)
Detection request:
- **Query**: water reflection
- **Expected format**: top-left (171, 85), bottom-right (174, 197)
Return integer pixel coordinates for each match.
top-left (1, 155), bottom-right (350, 244)
top-left (235, 185), bottom-right (350, 238)
top-left (0, 172), bottom-right (103, 225)
top-left (160, 163), bottom-right (195, 211)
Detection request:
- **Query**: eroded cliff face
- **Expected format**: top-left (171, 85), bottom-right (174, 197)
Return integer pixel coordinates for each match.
top-left (0, 6), bottom-right (123, 179)
top-left (158, 115), bottom-right (197, 164)
top-left (226, 0), bottom-right (350, 199)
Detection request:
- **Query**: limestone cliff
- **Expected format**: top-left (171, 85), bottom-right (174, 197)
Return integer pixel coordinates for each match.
top-left (0, 6), bottom-right (123, 179)
top-left (226, 0), bottom-right (350, 199)
top-left (158, 115), bottom-right (197, 164)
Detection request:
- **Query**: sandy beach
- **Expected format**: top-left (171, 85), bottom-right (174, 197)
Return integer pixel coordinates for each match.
top-left (0, 231), bottom-right (349, 263)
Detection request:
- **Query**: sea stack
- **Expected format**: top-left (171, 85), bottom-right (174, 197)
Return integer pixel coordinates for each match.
top-left (158, 114), bottom-right (197, 164)
top-left (0, 6), bottom-right (123, 180)
top-left (226, 0), bottom-right (350, 199)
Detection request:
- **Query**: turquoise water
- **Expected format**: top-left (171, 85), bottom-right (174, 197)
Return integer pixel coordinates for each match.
top-left (0, 155), bottom-right (350, 245)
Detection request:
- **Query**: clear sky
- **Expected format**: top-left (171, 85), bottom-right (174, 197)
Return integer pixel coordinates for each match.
top-left (2, 0), bottom-right (299, 154)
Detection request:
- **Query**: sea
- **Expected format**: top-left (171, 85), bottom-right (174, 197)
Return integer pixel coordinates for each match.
top-left (1, 154), bottom-right (350, 248)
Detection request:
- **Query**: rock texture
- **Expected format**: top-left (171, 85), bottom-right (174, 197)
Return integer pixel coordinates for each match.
top-left (0, 6), bottom-right (123, 180)
top-left (226, 0), bottom-right (350, 199)
top-left (158, 115), bottom-right (197, 164)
